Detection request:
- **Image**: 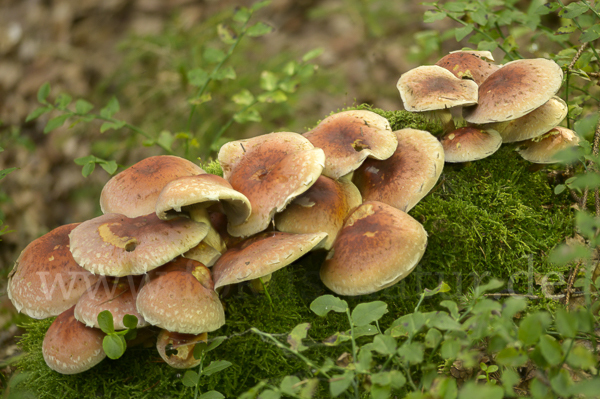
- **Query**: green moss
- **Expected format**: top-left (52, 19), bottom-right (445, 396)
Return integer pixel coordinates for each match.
top-left (17, 109), bottom-right (575, 398)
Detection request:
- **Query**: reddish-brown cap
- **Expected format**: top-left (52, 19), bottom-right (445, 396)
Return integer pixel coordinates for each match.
top-left (303, 110), bottom-right (398, 179)
top-left (218, 132), bottom-right (325, 237)
top-left (136, 258), bottom-right (225, 334)
top-left (397, 65), bottom-right (478, 112)
top-left (156, 330), bottom-right (207, 369)
top-left (42, 306), bottom-right (106, 374)
top-left (212, 231), bottom-right (328, 289)
top-left (74, 276), bottom-right (148, 330)
top-left (517, 127), bottom-right (580, 164)
top-left (8, 223), bottom-right (99, 319)
top-left (320, 201), bottom-right (428, 296)
top-left (463, 58), bottom-right (563, 124)
top-left (100, 156), bottom-right (205, 218)
top-left (440, 127), bottom-right (502, 163)
top-left (274, 176), bottom-right (362, 250)
top-left (435, 51), bottom-right (500, 85)
top-left (69, 213), bottom-right (208, 276)
top-left (353, 129), bottom-right (444, 212)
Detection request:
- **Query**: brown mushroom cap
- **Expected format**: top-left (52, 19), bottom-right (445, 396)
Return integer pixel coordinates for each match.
top-left (303, 110), bottom-right (398, 179)
top-left (274, 176), bottom-right (362, 250)
top-left (397, 65), bottom-right (478, 112)
top-left (436, 51), bottom-right (500, 85)
top-left (74, 276), bottom-right (148, 330)
top-left (8, 223), bottom-right (99, 319)
top-left (352, 128), bottom-right (444, 212)
top-left (42, 306), bottom-right (106, 374)
top-left (462, 58), bottom-right (563, 124)
top-left (449, 49), bottom-right (495, 62)
top-left (100, 155), bottom-right (205, 218)
top-left (481, 96), bottom-right (568, 143)
top-left (212, 231), bottom-right (328, 289)
top-left (517, 127), bottom-right (580, 164)
top-left (320, 201), bottom-right (428, 296)
top-left (218, 132), bottom-right (325, 237)
top-left (156, 330), bottom-right (207, 369)
top-left (136, 258), bottom-right (225, 334)
top-left (69, 213), bottom-right (208, 276)
top-left (440, 127), bottom-right (502, 163)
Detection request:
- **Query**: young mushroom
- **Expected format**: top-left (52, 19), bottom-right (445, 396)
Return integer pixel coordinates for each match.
top-left (156, 330), bottom-right (208, 369)
top-left (517, 127), bottom-right (580, 164)
top-left (439, 127), bottom-right (502, 163)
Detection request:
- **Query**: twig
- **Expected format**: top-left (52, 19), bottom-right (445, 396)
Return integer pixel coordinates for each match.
top-left (568, 43), bottom-right (588, 70)
top-left (564, 261), bottom-right (582, 306)
top-left (484, 293), bottom-right (540, 299)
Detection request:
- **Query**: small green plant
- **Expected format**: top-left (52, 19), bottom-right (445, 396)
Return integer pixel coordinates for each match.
top-left (245, 280), bottom-right (600, 398)
top-left (96, 311), bottom-right (139, 360)
top-left (180, 336), bottom-right (230, 399)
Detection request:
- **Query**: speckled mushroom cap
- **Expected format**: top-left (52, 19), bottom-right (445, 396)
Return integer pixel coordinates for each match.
top-left (156, 174), bottom-right (251, 228)
top-left (303, 110), bottom-right (398, 179)
top-left (100, 155), bottom-right (205, 218)
top-left (517, 127), bottom-right (580, 164)
top-left (449, 49), bottom-right (495, 61)
top-left (212, 231), bottom-right (328, 289)
top-left (435, 51), bottom-right (500, 85)
top-left (7, 223), bottom-right (99, 319)
top-left (274, 176), bottom-right (362, 250)
top-left (74, 276), bottom-right (148, 330)
top-left (156, 330), bottom-right (207, 369)
top-left (136, 257), bottom-right (225, 334)
top-left (397, 65), bottom-right (478, 112)
top-left (463, 58), bottom-right (563, 124)
top-left (218, 132), bottom-right (325, 237)
top-left (320, 201), bottom-right (427, 296)
top-left (69, 213), bottom-right (208, 277)
top-left (481, 96), bottom-right (568, 143)
top-left (352, 128), bottom-right (444, 212)
top-left (42, 306), bottom-right (106, 374)
top-left (440, 127), bottom-right (502, 163)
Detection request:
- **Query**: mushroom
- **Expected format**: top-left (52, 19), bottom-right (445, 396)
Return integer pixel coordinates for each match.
top-left (274, 176), bottom-right (362, 250)
top-left (136, 257), bottom-right (225, 335)
top-left (517, 127), bottom-right (580, 164)
top-left (439, 126), bottom-right (502, 163)
top-left (435, 51), bottom-right (500, 85)
top-left (69, 213), bottom-right (209, 276)
top-left (7, 223), bottom-right (99, 319)
top-left (218, 132), bottom-right (325, 237)
top-left (100, 155), bottom-right (205, 218)
top-left (156, 330), bottom-right (207, 369)
top-left (320, 201), bottom-right (428, 296)
top-left (352, 128), bottom-right (444, 212)
top-left (42, 306), bottom-right (106, 374)
top-left (302, 110), bottom-right (398, 180)
top-left (462, 58), bottom-right (563, 124)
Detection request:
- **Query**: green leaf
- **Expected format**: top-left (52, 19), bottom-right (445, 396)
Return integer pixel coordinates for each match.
top-left (279, 376), bottom-right (302, 396)
top-left (323, 332), bottom-right (351, 346)
top-left (555, 308), bottom-right (578, 338)
top-left (233, 7), bottom-right (251, 24)
top-left (557, 25), bottom-right (578, 35)
top-left (423, 10), bottom-right (447, 23)
top-left (580, 25), bottom-right (600, 43)
top-left (351, 324), bottom-right (378, 338)
top-left (474, 279), bottom-right (503, 296)
top-left (370, 334), bottom-right (397, 355)
top-left (99, 120), bottom-right (126, 133)
top-left (301, 48), bottom-right (323, 62)
top-left (232, 89), bottom-right (255, 105)
top-left (389, 312), bottom-right (425, 337)
top-left (0, 167), bottom-right (17, 181)
top-left (470, 7), bottom-right (488, 26)
top-left (97, 310), bottom-right (115, 333)
top-left (425, 328), bottom-right (443, 348)
top-left (440, 300), bottom-right (460, 320)
top-left (212, 66), bottom-right (236, 80)
top-left (351, 301), bottom-right (387, 326)
top-left (441, 338), bottom-right (462, 359)
top-left (82, 161), bottom-right (95, 177)
top-left (207, 336), bottom-right (227, 352)
top-left (246, 22), bottom-right (273, 37)
top-left (37, 82), bottom-right (51, 103)
top-left (329, 371), bottom-right (354, 397)
top-left (257, 90), bottom-right (287, 103)
top-left (477, 40), bottom-right (498, 52)
top-left (199, 391), bottom-right (225, 399)
top-left (233, 108), bottom-right (261, 124)
top-left (202, 360), bottom-right (232, 376)
top-left (217, 24), bottom-right (237, 44)
top-left (566, 345), bottom-right (597, 369)
top-left (569, 378), bottom-right (600, 396)
top-left (554, 184), bottom-right (566, 194)
top-left (100, 160), bottom-right (118, 175)
top-left (458, 381), bottom-right (503, 399)
top-left (559, 2), bottom-right (589, 19)
top-left (103, 335), bottom-right (126, 359)
top-left (397, 342), bottom-right (424, 365)
top-left (424, 281), bottom-right (451, 297)
top-left (75, 99), bottom-right (94, 115)
top-left (371, 382), bottom-right (390, 399)
top-left (43, 114), bottom-right (69, 134)
top-left (550, 369), bottom-right (573, 397)
top-left (260, 71), bottom-right (278, 91)
top-left (538, 335), bottom-right (563, 366)
top-left (251, 0), bottom-right (270, 11)
top-left (189, 93), bottom-right (212, 105)
top-left (310, 295), bottom-right (348, 316)
top-left (122, 314), bottom-right (138, 330)
top-left (518, 312), bottom-right (551, 346)
top-left (287, 323), bottom-right (310, 352)
top-left (424, 311), bottom-right (461, 331)
top-left (455, 25), bottom-right (473, 41)
top-left (181, 370), bottom-right (199, 387)
top-left (26, 106), bottom-right (52, 122)
top-left (99, 97), bottom-right (120, 119)
top-left (157, 131), bottom-right (174, 151)
top-left (188, 68), bottom-right (210, 87)
top-left (356, 348), bottom-right (372, 373)
top-left (193, 342), bottom-right (207, 360)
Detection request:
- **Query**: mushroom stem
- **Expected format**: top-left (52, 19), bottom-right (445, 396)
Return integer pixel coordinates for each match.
top-left (425, 109), bottom-right (455, 134)
top-left (189, 207), bottom-right (227, 253)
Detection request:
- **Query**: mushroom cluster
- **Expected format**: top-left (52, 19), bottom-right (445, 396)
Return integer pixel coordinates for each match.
top-left (8, 107), bottom-right (448, 374)
top-left (398, 51), bottom-right (579, 164)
